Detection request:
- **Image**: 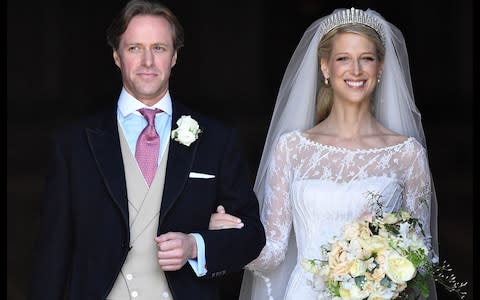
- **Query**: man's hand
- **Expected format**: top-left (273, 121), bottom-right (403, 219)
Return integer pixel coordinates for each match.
top-left (155, 232), bottom-right (197, 271)
top-left (209, 205), bottom-right (244, 230)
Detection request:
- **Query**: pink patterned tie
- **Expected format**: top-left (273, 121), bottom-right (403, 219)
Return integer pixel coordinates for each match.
top-left (135, 108), bottom-right (162, 186)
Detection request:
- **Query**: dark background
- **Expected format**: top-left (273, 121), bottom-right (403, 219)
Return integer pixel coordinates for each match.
top-left (7, 0), bottom-right (474, 299)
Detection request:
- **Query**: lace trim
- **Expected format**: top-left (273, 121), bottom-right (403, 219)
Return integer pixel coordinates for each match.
top-left (294, 130), bottom-right (414, 153)
top-left (252, 270), bottom-right (275, 300)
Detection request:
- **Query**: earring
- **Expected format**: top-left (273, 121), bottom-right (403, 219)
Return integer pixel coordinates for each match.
top-left (325, 78), bottom-right (329, 85)
top-left (377, 77), bottom-right (381, 83)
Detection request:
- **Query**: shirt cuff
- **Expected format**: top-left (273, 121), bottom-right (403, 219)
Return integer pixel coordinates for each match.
top-left (188, 233), bottom-right (208, 276)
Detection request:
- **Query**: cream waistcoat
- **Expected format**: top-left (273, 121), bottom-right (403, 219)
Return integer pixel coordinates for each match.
top-left (107, 127), bottom-right (172, 300)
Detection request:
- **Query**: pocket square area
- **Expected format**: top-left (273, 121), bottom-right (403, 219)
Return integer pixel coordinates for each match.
top-left (189, 172), bottom-right (215, 179)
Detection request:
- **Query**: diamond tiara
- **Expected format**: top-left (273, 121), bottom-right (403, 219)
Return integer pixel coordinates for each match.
top-left (318, 7), bottom-right (386, 45)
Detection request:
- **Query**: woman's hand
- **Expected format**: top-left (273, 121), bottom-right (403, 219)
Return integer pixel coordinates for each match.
top-left (209, 205), bottom-right (244, 230)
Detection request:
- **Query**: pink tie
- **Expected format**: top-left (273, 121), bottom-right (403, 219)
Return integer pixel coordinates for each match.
top-left (135, 108), bottom-right (162, 186)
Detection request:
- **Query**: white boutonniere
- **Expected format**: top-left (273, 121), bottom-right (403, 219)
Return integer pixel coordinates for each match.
top-left (171, 115), bottom-right (202, 146)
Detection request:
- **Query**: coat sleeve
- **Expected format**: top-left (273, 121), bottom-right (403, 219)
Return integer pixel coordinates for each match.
top-left (198, 127), bottom-right (266, 278)
top-left (29, 132), bottom-right (73, 300)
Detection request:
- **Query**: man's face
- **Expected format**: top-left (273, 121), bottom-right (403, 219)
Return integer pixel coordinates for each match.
top-left (114, 15), bottom-right (177, 105)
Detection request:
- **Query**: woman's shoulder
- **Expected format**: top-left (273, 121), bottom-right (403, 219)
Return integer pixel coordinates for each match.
top-left (279, 130), bottom-right (301, 138)
top-left (278, 130), bottom-right (304, 144)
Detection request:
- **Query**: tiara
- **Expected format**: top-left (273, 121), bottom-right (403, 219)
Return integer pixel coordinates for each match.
top-left (318, 7), bottom-right (386, 44)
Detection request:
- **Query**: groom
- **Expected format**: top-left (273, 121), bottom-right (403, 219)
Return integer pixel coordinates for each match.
top-left (28, 0), bottom-right (265, 299)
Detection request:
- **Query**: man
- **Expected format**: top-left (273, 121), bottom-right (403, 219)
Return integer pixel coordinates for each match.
top-left (29, 0), bottom-right (265, 299)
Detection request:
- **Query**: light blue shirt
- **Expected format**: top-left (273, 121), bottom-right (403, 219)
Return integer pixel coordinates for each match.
top-left (116, 88), bottom-right (207, 276)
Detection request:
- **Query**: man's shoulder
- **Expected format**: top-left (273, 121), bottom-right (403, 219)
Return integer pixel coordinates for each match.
top-left (51, 106), bottom-right (116, 138)
top-left (172, 100), bottom-right (234, 133)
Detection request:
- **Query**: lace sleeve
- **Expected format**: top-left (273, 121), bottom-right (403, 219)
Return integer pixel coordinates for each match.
top-left (402, 142), bottom-right (433, 249)
top-left (246, 136), bottom-right (293, 272)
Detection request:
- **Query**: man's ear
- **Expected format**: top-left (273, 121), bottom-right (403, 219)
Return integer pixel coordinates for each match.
top-left (113, 50), bottom-right (121, 68)
top-left (171, 50), bottom-right (177, 68)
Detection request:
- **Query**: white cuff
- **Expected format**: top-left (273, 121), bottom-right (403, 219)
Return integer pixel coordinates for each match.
top-left (188, 233), bottom-right (208, 276)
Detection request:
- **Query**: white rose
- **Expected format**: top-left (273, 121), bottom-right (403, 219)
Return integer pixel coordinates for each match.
top-left (171, 115), bottom-right (202, 146)
top-left (175, 130), bottom-right (196, 146)
top-left (384, 251), bottom-right (416, 283)
top-left (177, 115), bottom-right (199, 130)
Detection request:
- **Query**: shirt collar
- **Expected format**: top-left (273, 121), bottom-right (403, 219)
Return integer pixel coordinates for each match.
top-left (117, 87), bottom-right (173, 117)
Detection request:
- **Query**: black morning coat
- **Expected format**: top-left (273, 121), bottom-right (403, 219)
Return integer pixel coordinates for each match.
top-left (29, 100), bottom-right (266, 300)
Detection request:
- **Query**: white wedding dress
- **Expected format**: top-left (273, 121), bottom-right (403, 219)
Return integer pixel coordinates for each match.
top-left (244, 130), bottom-right (433, 300)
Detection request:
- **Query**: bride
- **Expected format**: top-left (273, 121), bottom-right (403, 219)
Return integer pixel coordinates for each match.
top-left (210, 8), bottom-right (438, 300)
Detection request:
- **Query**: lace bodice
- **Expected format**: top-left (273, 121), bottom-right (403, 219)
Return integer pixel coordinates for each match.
top-left (246, 130), bottom-right (433, 299)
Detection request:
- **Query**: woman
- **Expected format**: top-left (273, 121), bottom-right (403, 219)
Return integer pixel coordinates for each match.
top-left (211, 7), bottom-right (438, 299)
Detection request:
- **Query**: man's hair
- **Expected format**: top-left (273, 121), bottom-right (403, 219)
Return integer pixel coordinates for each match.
top-left (106, 0), bottom-right (184, 51)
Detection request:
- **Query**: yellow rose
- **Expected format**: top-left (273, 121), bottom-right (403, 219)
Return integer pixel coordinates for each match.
top-left (377, 227), bottom-right (390, 238)
top-left (349, 259), bottom-right (367, 277)
top-left (382, 213), bottom-right (399, 224)
top-left (363, 235), bottom-right (388, 254)
top-left (400, 211), bottom-right (411, 221)
top-left (348, 238), bottom-right (370, 260)
top-left (343, 222), bottom-right (361, 240)
top-left (339, 281), bottom-right (368, 300)
top-left (361, 280), bottom-right (375, 294)
top-left (366, 267), bottom-right (385, 282)
top-left (331, 260), bottom-right (352, 276)
top-left (384, 251), bottom-right (416, 283)
top-left (300, 259), bottom-right (318, 274)
top-left (367, 292), bottom-right (391, 300)
top-left (329, 244), bottom-right (352, 276)
top-left (358, 222), bottom-right (372, 239)
top-left (375, 252), bottom-right (386, 264)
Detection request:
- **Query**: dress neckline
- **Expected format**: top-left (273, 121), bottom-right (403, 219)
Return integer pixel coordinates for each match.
top-left (294, 130), bottom-right (414, 153)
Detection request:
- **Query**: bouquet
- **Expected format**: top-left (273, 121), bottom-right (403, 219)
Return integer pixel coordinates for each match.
top-left (301, 191), bottom-right (467, 299)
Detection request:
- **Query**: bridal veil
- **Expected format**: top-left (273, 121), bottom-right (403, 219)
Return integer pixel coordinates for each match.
top-left (239, 8), bottom-right (438, 300)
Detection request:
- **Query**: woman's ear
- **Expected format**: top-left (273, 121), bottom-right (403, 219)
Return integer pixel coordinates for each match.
top-left (320, 58), bottom-right (329, 79)
top-left (378, 62), bottom-right (384, 77)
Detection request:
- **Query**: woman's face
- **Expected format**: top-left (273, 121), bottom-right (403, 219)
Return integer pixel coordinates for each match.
top-left (321, 32), bottom-right (383, 104)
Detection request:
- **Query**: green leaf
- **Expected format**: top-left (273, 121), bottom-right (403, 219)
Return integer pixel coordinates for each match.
top-left (326, 280), bottom-right (340, 296)
top-left (380, 276), bottom-right (391, 287)
top-left (354, 275), bottom-right (366, 288)
top-left (409, 273), bottom-right (430, 298)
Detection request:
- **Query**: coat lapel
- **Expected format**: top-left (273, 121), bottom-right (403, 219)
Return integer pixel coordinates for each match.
top-left (159, 101), bottom-right (200, 224)
top-left (86, 109), bottom-right (129, 228)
